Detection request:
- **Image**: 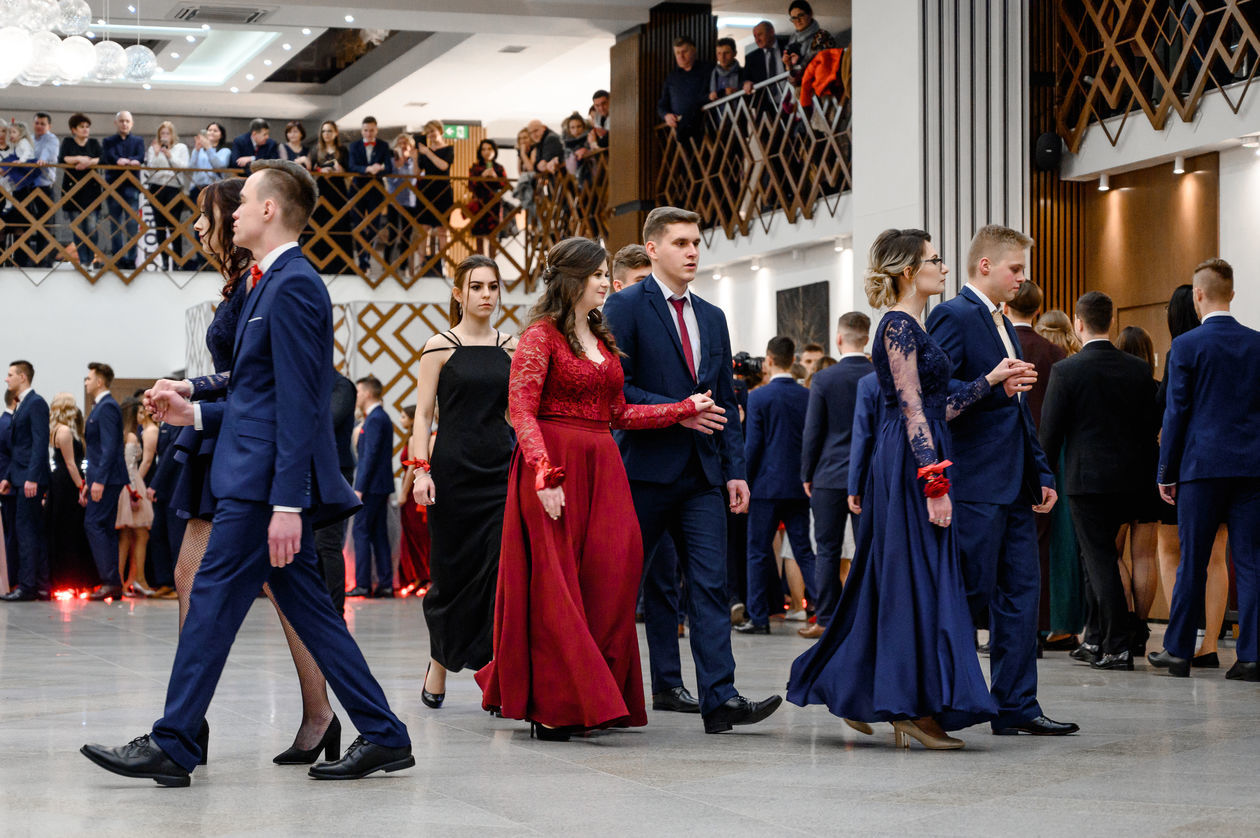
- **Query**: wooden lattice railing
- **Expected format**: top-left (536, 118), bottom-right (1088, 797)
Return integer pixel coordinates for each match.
top-left (1056, 0), bottom-right (1260, 152)
top-left (0, 153), bottom-right (612, 292)
top-left (655, 70), bottom-right (851, 243)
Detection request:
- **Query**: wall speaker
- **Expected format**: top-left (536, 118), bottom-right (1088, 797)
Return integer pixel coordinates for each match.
top-left (1034, 132), bottom-right (1064, 171)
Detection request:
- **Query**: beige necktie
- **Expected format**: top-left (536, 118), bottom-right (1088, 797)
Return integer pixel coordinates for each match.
top-left (992, 309), bottom-right (1017, 360)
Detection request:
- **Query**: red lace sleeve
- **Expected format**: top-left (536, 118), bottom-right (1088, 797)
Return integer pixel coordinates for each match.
top-left (608, 364), bottom-right (699, 430)
top-left (508, 324), bottom-right (554, 472)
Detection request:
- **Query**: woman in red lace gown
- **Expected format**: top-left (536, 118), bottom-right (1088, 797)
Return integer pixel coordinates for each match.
top-left (476, 237), bottom-right (721, 740)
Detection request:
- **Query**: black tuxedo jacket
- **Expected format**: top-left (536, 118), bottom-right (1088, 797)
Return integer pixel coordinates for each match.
top-left (1038, 340), bottom-right (1159, 495)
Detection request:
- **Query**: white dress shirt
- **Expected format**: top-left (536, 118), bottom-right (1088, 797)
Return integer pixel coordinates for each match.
top-left (651, 275), bottom-right (702, 376)
top-left (1201, 310), bottom-right (1233, 323)
top-left (838, 351), bottom-right (868, 360)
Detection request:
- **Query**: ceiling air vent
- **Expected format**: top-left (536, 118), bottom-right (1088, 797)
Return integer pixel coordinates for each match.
top-left (405, 102), bottom-right (429, 108)
top-left (171, 5), bottom-right (276, 25)
top-left (498, 45), bottom-right (527, 53)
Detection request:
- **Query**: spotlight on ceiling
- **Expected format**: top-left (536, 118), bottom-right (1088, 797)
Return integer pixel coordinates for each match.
top-left (263, 59), bottom-right (272, 66)
top-left (750, 258), bottom-right (761, 272)
top-left (345, 15), bottom-right (355, 23)
top-left (712, 269), bottom-right (722, 281)
top-left (1173, 155), bottom-right (1185, 175)
top-left (282, 42), bottom-right (292, 50)
top-left (1098, 173), bottom-right (1110, 192)
top-left (302, 28), bottom-right (311, 35)
top-left (185, 34), bottom-right (195, 42)
top-left (229, 86), bottom-right (239, 93)
top-left (245, 73), bottom-right (254, 80)
top-left (1242, 134), bottom-right (1260, 148)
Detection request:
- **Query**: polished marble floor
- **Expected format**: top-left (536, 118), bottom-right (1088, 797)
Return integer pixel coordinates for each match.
top-left (0, 597), bottom-right (1256, 837)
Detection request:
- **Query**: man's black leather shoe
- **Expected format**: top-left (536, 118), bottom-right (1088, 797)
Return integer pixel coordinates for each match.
top-left (1069, 643), bottom-right (1100, 663)
top-left (1148, 649), bottom-right (1190, 677)
top-left (702, 694), bottom-right (782, 734)
top-left (992, 715), bottom-right (1080, 736)
top-left (0, 588), bottom-right (38, 602)
top-left (1090, 650), bottom-right (1134, 671)
top-left (87, 585), bottom-right (123, 601)
top-left (1226, 660), bottom-right (1260, 682)
top-left (345, 587), bottom-right (369, 598)
top-left (308, 735), bottom-right (415, 780)
top-left (80, 734), bottom-right (191, 787)
top-left (370, 587), bottom-right (394, 599)
top-left (732, 621), bottom-right (770, 635)
top-left (652, 686), bottom-right (701, 713)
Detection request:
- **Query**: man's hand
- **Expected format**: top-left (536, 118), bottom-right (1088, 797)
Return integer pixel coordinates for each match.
top-left (268, 510), bottom-right (302, 567)
top-left (236, 156), bottom-right (255, 168)
top-left (1032, 486), bottom-right (1058, 514)
top-left (90, 482), bottom-right (104, 503)
top-left (680, 403), bottom-right (727, 435)
top-left (847, 495), bottom-right (862, 515)
top-left (145, 378), bottom-right (192, 420)
top-left (1159, 483), bottom-right (1176, 505)
top-left (1002, 370), bottom-right (1037, 397)
top-left (803, 481), bottom-right (812, 498)
top-left (665, 113), bottom-right (679, 129)
top-left (743, 80), bottom-right (754, 94)
top-left (147, 391), bottom-right (195, 426)
top-left (23, 481), bottom-right (38, 499)
top-left (727, 479), bottom-right (750, 515)
top-left (0, 479), bottom-right (9, 496)
top-left (147, 487), bottom-right (157, 502)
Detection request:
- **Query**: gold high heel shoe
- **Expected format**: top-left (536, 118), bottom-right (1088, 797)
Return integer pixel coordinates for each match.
top-left (891, 719), bottom-right (964, 750)
top-left (843, 718), bottom-right (874, 735)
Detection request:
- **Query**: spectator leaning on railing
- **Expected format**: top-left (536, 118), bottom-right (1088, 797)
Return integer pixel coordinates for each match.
top-left (658, 35), bottom-right (713, 139)
top-left (100, 111), bottom-right (144, 270)
top-left (143, 121), bottom-right (191, 265)
top-left (58, 113), bottom-right (103, 269)
top-left (229, 118), bottom-right (278, 174)
top-left (710, 37), bottom-right (743, 100)
top-left (526, 119), bottom-right (564, 175)
top-left (784, 1), bottom-right (837, 79)
top-left (743, 20), bottom-right (787, 93)
top-left (24, 112), bottom-right (59, 268)
top-left (590, 89), bottom-right (610, 149)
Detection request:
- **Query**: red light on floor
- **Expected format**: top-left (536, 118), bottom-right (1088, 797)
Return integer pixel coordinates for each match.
top-left (104, 596), bottom-right (114, 603)
top-left (53, 589), bottom-right (75, 601)
top-left (414, 585), bottom-right (429, 597)
top-left (78, 591), bottom-right (89, 600)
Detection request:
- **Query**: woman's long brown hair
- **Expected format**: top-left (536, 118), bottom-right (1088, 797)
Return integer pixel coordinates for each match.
top-left (527, 237), bottom-right (621, 357)
top-left (198, 178), bottom-right (252, 298)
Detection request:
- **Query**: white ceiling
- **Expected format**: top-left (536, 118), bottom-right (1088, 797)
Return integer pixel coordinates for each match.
top-left (3, 0), bottom-right (849, 137)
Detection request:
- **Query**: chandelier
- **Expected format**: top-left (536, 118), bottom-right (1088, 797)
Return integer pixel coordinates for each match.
top-left (0, 0), bottom-right (158, 87)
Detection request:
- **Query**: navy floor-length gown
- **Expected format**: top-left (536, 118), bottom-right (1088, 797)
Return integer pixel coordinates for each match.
top-left (787, 311), bottom-right (998, 730)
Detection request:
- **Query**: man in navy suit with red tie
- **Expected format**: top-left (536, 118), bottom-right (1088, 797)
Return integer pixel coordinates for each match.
top-left (82, 159), bottom-right (413, 786)
top-left (349, 374), bottom-right (396, 598)
top-left (1150, 259), bottom-right (1260, 681)
top-left (347, 116), bottom-right (394, 272)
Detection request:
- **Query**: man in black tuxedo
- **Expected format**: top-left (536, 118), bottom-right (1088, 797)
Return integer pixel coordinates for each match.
top-left (799, 311), bottom-right (872, 638)
top-left (1039, 292), bottom-right (1160, 671)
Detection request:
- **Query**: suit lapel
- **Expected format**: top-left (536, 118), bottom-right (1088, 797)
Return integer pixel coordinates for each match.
top-left (692, 294), bottom-right (709, 380)
top-left (961, 286), bottom-right (1010, 358)
top-left (644, 275), bottom-right (692, 376)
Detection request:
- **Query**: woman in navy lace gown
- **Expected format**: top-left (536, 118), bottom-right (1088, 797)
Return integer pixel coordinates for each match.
top-left (787, 229), bottom-right (1034, 750)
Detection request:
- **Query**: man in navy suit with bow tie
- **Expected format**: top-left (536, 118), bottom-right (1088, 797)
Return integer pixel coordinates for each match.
top-left (82, 159), bottom-right (413, 786)
top-left (603, 206), bottom-right (782, 734)
top-left (1150, 258), bottom-right (1260, 682)
top-left (926, 224), bottom-right (1077, 736)
top-left (347, 116), bottom-right (394, 272)
top-left (349, 374), bottom-right (396, 598)
top-left (1, 361), bottom-right (50, 601)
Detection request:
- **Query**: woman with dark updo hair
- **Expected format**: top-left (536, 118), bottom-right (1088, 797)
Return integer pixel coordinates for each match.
top-left (475, 237), bottom-right (719, 741)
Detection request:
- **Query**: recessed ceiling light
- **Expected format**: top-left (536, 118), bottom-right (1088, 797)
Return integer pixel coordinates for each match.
top-left (170, 51), bottom-right (179, 58)
top-left (201, 24), bottom-right (210, 31)
top-left (345, 15), bottom-right (355, 23)
top-left (263, 59), bottom-right (272, 66)
top-left (282, 43), bottom-right (291, 50)
top-left (127, 4), bottom-right (136, 12)
top-left (85, 30), bottom-right (95, 37)
top-left (245, 73), bottom-right (254, 80)
top-left (302, 28), bottom-right (311, 35)
top-left (96, 18), bottom-right (105, 24)
top-left (230, 86), bottom-right (239, 93)
top-left (142, 83), bottom-right (151, 90)
top-left (185, 34), bottom-right (196, 42)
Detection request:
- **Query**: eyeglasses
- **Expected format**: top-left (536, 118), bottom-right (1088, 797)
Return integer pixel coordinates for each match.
top-left (923, 256), bottom-right (945, 266)
top-left (789, 13), bottom-right (809, 21)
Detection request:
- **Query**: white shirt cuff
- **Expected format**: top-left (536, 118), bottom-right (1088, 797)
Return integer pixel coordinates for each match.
top-left (192, 402), bottom-right (203, 431)
top-left (273, 506), bottom-right (302, 513)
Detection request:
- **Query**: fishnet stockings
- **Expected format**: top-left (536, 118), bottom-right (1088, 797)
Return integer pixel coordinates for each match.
top-left (174, 519), bottom-right (335, 749)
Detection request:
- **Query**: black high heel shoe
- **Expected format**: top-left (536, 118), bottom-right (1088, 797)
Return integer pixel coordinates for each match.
top-left (529, 722), bottom-right (580, 742)
top-left (421, 663), bottom-right (445, 709)
top-left (195, 719), bottom-right (209, 766)
top-left (272, 715), bottom-right (342, 765)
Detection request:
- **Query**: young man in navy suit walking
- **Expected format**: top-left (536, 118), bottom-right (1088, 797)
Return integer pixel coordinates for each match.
top-left (0, 362), bottom-right (50, 601)
top-left (83, 159), bottom-right (413, 786)
top-left (925, 224), bottom-right (1077, 736)
top-left (82, 362), bottom-right (129, 600)
top-left (1150, 259), bottom-right (1260, 681)
top-left (0, 388), bottom-right (18, 590)
top-left (350, 374), bottom-right (396, 598)
top-left (799, 311), bottom-right (872, 637)
top-left (603, 206), bottom-right (781, 734)
top-left (739, 336), bottom-right (817, 634)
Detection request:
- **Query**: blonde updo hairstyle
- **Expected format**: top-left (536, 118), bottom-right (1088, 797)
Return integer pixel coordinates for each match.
top-left (864, 228), bottom-right (931, 309)
top-left (1035, 309), bottom-right (1082, 355)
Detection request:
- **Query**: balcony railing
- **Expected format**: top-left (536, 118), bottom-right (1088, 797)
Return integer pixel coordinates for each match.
top-left (655, 69), bottom-right (851, 242)
top-left (0, 153), bottom-right (612, 292)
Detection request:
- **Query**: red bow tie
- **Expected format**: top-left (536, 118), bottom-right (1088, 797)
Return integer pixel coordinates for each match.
top-left (365, 142), bottom-right (375, 148)
top-left (250, 264), bottom-right (263, 289)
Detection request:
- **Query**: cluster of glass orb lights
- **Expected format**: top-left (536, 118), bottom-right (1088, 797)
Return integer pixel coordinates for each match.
top-left (0, 0), bottom-right (161, 87)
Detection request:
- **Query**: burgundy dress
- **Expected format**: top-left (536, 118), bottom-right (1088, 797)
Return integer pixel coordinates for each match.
top-left (476, 321), bottom-right (697, 729)
top-left (397, 449), bottom-right (430, 588)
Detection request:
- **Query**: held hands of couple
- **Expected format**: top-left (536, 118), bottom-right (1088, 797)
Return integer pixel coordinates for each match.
top-left (681, 391), bottom-right (726, 434)
top-left (1031, 485), bottom-right (1058, 514)
top-left (145, 378), bottom-right (195, 425)
top-left (986, 358), bottom-right (1037, 397)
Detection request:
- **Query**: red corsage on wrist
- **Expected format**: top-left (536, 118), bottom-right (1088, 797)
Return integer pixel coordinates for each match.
top-left (533, 459), bottom-right (566, 492)
top-left (127, 487), bottom-right (142, 502)
top-left (917, 460), bottom-right (953, 499)
top-left (403, 458), bottom-right (431, 473)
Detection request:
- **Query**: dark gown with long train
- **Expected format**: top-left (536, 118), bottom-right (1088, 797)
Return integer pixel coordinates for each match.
top-left (423, 330), bottom-right (514, 672)
top-left (476, 320), bottom-right (696, 730)
top-left (47, 437), bottom-right (96, 590)
top-left (787, 311), bottom-right (999, 730)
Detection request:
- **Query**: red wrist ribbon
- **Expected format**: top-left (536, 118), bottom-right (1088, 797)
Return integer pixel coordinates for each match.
top-left (127, 487), bottom-right (142, 502)
top-left (534, 460), bottom-right (566, 492)
top-left (403, 458), bottom-right (431, 472)
top-left (916, 460), bottom-right (953, 499)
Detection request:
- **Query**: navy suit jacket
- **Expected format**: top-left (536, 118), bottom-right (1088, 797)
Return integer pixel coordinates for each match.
top-left (354, 406), bottom-right (396, 495)
top-left (85, 392), bottom-right (128, 486)
top-left (847, 373), bottom-right (882, 497)
top-left (603, 274), bottom-right (745, 487)
top-left (199, 246), bottom-right (360, 527)
top-left (0, 411), bottom-right (12, 484)
top-left (800, 355), bottom-right (874, 490)
top-left (347, 139), bottom-right (394, 177)
top-left (1158, 313), bottom-right (1260, 484)
top-left (746, 377), bottom-right (810, 500)
top-left (229, 133), bottom-right (279, 172)
top-left (7, 391), bottom-right (50, 487)
top-left (925, 286), bottom-right (1053, 505)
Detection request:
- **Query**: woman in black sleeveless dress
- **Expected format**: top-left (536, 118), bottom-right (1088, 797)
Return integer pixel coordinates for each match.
top-left (47, 394), bottom-right (94, 590)
top-left (409, 254), bottom-right (514, 705)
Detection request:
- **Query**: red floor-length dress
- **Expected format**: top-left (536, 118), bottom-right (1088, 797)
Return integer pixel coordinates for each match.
top-left (397, 449), bottom-right (431, 589)
top-left (476, 320), bottom-right (698, 729)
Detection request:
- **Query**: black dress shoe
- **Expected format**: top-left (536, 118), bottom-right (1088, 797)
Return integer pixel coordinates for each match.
top-left (196, 719), bottom-right (209, 765)
top-left (1148, 649), bottom-right (1190, 677)
top-left (732, 621), bottom-right (770, 635)
top-left (1042, 634), bottom-right (1079, 651)
top-left (1193, 652), bottom-right (1220, 668)
top-left (370, 587), bottom-right (394, 599)
top-left (80, 734), bottom-right (191, 787)
top-left (1069, 643), bottom-right (1101, 664)
top-left (0, 588), bottom-right (38, 602)
top-left (345, 587), bottom-right (370, 598)
top-left (1090, 650), bottom-right (1134, 671)
top-left (1226, 660), bottom-right (1260, 682)
top-left (87, 585), bottom-right (123, 601)
top-left (702, 694), bottom-right (783, 734)
top-left (308, 735), bottom-right (414, 780)
top-left (274, 715), bottom-right (341, 764)
top-left (652, 685), bottom-right (701, 713)
top-left (528, 722), bottom-right (584, 741)
top-left (992, 715), bottom-right (1080, 736)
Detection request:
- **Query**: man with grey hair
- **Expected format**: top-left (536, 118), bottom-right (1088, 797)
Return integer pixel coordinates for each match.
top-left (526, 119), bottom-right (563, 174)
top-left (743, 20), bottom-right (786, 93)
top-left (101, 111), bottom-right (144, 269)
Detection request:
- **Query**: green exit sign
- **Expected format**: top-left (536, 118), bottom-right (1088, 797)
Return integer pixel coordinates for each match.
top-left (442, 124), bottom-right (470, 140)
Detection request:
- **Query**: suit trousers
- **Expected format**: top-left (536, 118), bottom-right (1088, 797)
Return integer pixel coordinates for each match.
top-left (630, 456), bottom-right (738, 715)
top-left (746, 498), bottom-right (817, 626)
top-left (1067, 494), bottom-right (1142, 655)
top-left (84, 485), bottom-right (125, 587)
top-left (352, 493), bottom-right (393, 591)
top-left (14, 492), bottom-right (48, 593)
top-left (953, 499), bottom-right (1043, 728)
top-left (1, 494), bottom-right (18, 589)
top-left (151, 498), bottom-right (409, 771)
top-left (1166, 478), bottom-right (1260, 662)
top-left (810, 488), bottom-right (853, 627)
top-left (315, 516), bottom-right (348, 616)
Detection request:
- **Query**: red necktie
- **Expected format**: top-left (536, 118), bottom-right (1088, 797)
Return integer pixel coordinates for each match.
top-left (250, 264), bottom-right (263, 289)
top-left (669, 297), bottom-right (697, 381)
